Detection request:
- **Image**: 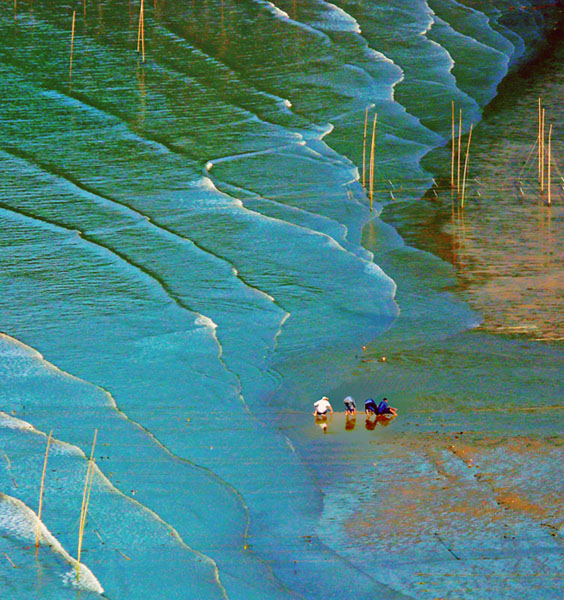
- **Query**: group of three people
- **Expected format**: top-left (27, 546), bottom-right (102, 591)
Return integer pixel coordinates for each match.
top-left (313, 395), bottom-right (397, 417)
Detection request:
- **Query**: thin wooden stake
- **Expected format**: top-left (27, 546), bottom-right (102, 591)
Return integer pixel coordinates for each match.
top-left (538, 98), bottom-right (542, 185)
top-left (547, 123), bottom-right (552, 206)
top-left (3, 452), bottom-right (17, 489)
top-left (457, 109), bottom-right (462, 198)
top-left (69, 11), bottom-right (76, 80)
top-left (461, 124), bottom-right (473, 209)
top-left (137, 0), bottom-right (145, 63)
top-left (451, 101), bottom-right (455, 189)
top-left (369, 112), bottom-right (377, 212)
top-left (35, 430), bottom-right (53, 552)
top-left (362, 107), bottom-right (368, 189)
top-left (136, 0), bottom-right (143, 54)
top-left (141, 0), bottom-right (145, 63)
top-left (541, 108), bottom-right (546, 192)
top-left (3, 552), bottom-right (17, 568)
top-left (77, 430), bottom-right (97, 581)
top-left (115, 548), bottom-right (131, 561)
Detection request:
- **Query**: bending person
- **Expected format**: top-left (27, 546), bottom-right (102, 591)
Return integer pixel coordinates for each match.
top-left (343, 396), bottom-right (357, 416)
top-left (364, 398), bottom-right (378, 416)
top-left (313, 396), bottom-right (333, 417)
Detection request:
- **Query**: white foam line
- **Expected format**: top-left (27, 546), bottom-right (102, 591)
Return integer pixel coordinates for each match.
top-left (0, 413), bottom-right (84, 459)
top-left (448, 0), bottom-right (516, 59)
top-left (195, 314), bottom-right (218, 331)
top-left (324, 2), bottom-right (361, 33)
top-left (204, 141), bottom-right (303, 170)
top-left (0, 412), bottom-right (35, 433)
top-left (153, 24), bottom-right (298, 123)
top-left (252, 0), bottom-right (332, 43)
top-left (197, 168), bottom-right (384, 267)
top-left (318, 122), bottom-right (334, 141)
top-left (421, 11), bottom-right (434, 37)
top-left (0, 492), bottom-right (104, 594)
top-left (0, 340), bottom-right (231, 598)
top-left (188, 172), bottom-right (399, 311)
top-left (364, 44), bottom-right (399, 69)
top-left (0, 204), bottom-right (224, 356)
top-left (2, 148), bottom-right (283, 323)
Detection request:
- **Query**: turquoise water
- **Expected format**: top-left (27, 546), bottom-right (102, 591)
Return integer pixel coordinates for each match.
top-left (1, 1), bottom-right (563, 598)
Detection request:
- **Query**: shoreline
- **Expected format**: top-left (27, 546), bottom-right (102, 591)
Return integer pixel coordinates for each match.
top-left (275, 12), bottom-right (564, 597)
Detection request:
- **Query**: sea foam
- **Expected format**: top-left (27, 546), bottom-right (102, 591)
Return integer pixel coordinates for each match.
top-left (0, 493), bottom-right (104, 594)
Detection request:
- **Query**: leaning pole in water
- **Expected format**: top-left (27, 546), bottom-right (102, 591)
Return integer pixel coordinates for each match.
top-left (461, 124), bottom-right (473, 209)
top-left (369, 112), bottom-right (377, 211)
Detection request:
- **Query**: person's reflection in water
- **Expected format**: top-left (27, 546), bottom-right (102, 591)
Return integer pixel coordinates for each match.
top-left (315, 414), bottom-right (330, 434)
top-left (365, 416), bottom-right (377, 431)
top-left (345, 414), bottom-right (356, 431)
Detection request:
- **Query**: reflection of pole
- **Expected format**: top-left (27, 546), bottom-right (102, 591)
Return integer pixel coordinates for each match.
top-left (369, 112), bottom-right (377, 212)
top-left (461, 124), bottom-right (473, 209)
top-left (69, 11), bottom-right (76, 79)
top-left (547, 124), bottom-right (552, 206)
top-left (451, 101), bottom-right (455, 189)
top-left (362, 107), bottom-right (368, 189)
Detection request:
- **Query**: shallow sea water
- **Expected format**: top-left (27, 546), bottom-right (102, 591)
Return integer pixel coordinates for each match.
top-left (1, 1), bottom-right (563, 598)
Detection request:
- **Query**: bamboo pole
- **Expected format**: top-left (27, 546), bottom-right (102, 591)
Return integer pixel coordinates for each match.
top-left (69, 11), bottom-right (76, 80)
top-left (451, 101), bottom-right (455, 189)
top-left (457, 109), bottom-right (462, 198)
top-left (362, 107), bottom-right (368, 189)
top-left (137, 0), bottom-right (145, 63)
top-left (538, 98), bottom-right (542, 185)
top-left (141, 0), bottom-right (145, 62)
top-left (35, 430), bottom-right (53, 552)
top-left (3, 452), bottom-right (17, 489)
top-left (547, 123), bottom-right (552, 206)
top-left (541, 108), bottom-right (546, 192)
top-left (76, 430), bottom-right (97, 581)
top-left (3, 552), bottom-right (17, 568)
top-left (369, 112), bottom-right (377, 212)
top-left (461, 124), bottom-right (473, 209)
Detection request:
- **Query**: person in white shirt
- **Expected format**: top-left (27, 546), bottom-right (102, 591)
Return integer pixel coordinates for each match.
top-left (313, 396), bottom-right (333, 417)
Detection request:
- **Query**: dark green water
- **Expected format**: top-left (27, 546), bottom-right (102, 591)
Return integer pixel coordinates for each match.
top-left (1, 1), bottom-right (563, 599)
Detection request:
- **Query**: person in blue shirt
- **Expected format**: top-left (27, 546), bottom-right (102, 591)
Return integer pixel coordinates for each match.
top-left (376, 397), bottom-right (397, 416)
top-left (364, 398), bottom-right (379, 416)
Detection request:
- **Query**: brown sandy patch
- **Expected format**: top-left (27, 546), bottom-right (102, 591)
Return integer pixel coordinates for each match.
top-left (343, 432), bottom-right (564, 551)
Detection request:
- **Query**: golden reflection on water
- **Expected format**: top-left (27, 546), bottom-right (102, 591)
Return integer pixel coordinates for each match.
top-left (448, 197), bottom-right (564, 341)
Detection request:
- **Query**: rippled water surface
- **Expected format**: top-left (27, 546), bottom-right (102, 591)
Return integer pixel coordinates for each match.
top-left (1, 1), bottom-right (563, 598)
